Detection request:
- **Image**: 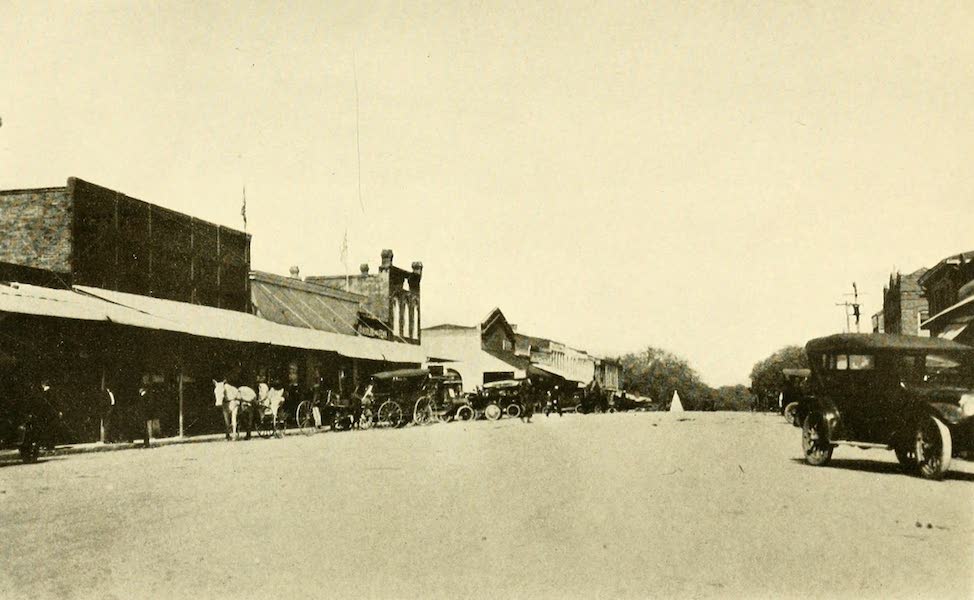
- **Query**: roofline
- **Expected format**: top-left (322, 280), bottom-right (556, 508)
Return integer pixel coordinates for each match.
top-left (917, 251), bottom-right (974, 287)
top-left (250, 270), bottom-right (365, 302)
top-left (805, 333), bottom-right (973, 354)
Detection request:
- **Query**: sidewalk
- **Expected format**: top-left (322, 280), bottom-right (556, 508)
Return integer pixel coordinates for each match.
top-left (0, 429), bottom-right (300, 462)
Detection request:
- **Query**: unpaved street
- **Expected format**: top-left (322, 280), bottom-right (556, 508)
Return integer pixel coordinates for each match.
top-left (1, 412), bottom-right (971, 600)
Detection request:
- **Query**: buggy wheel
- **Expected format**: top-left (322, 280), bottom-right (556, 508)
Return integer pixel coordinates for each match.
top-left (413, 397), bottom-right (434, 426)
top-left (801, 414), bottom-right (833, 467)
top-left (506, 403), bottom-right (521, 418)
top-left (915, 416), bottom-right (952, 480)
top-left (783, 402), bottom-right (800, 426)
top-left (484, 403), bottom-right (502, 421)
top-left (607, 407), bottom-right (617, 413)
top-left (296, 401), bottom-right (317, 435)
top-left (377, 401), bottom-right (403, 428)
top-left (455, 405), bottom-right (474, 421)
top-left (255, 413), bottom-right (273, 439)
top-left (359, 408), bottom-right (374, 430)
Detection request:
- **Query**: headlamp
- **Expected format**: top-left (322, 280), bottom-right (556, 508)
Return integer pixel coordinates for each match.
top-left (960, 394), bottom-right (974, 417)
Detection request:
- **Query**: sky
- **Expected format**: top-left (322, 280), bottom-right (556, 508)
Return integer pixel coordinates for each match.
top-left (1, 1), bottom-right (972, 386)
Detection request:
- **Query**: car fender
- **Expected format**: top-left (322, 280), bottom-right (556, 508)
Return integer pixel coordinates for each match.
top-left (926, 402), bottom-right (966, 426)
top-left (807, 396), bottom-right (842, 440)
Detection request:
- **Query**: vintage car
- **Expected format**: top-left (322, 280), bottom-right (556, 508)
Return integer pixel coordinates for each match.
top-left (780, 368), bottom-right (811, 425)
top-left (473, 379), bottom-right (532, 420)
top-left (800, 333), bottom-right (974, 480)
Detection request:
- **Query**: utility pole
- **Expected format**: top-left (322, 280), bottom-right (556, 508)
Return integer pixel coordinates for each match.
top-left (835, 282), bottom-right (862, 333)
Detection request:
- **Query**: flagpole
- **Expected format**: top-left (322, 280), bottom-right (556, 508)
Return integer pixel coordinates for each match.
top-left (241, 185), bottom-right (247, 232)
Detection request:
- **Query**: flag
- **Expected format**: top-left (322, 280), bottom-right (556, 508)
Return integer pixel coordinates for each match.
top-left (241, 186), bottom-right (247, 230)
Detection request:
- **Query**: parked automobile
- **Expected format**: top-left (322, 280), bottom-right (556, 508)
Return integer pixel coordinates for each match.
top-left (800, 333), bottom-right (974, 480)
top-left (780, 368), bottom-right (810, 426)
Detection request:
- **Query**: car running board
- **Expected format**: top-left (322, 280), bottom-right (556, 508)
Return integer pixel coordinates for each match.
top-left (830, 440), bottom-right (891, 450)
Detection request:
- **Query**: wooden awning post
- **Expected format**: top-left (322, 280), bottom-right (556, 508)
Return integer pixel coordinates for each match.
top-left (178, 371), bottom-right (185, 439)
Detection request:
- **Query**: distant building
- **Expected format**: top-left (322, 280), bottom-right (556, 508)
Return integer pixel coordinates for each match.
top-left (871, 310), bottom-right (884, 333)
top-left (307, 249), bottom-right (422, 345)
top-left (515, 332), bottom-right (596, 387)
top-left (594, 357), bottom-right (622, 391)
top-left (919, 251), bottom-right (974, 342)
top-left (0, 177), bottom-right (251, 311)
top-left (882, 268), bottom-right (928, 336)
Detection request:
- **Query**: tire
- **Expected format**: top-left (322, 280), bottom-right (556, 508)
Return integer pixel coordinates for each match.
top-left (506, 403), bottom-right (522, 418)
top-left (915, 416), bottom-right (952, 480)
top-left (783, 402), bottom-right (800, 426)
top-left (607, 407), bottom-right (617, 414)
top-left (413, 397), bottom-right (433, 426)
top-left (455, 405), bottom-right (474, 421)
top-left (377, 401), bottom-right (403, 428)
top-left (802, 414), bottom-right (833, 467)
top-left (296, 401), bottom-right (316, 435)
top-left (484, 403), bottom-right (502, 421)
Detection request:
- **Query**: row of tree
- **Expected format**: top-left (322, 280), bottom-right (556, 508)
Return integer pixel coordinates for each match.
top-left (615, 344), bottom-right (807, 411)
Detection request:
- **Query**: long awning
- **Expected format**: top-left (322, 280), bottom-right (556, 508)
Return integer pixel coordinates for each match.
top-left (529, 362), bottom-right (585, 383)
top-left (76, 286), bottom-right (427, 364)
top-left (0, 282), bottom-right (427, 364)
top-left (940, 322), bottom-right (969, 341)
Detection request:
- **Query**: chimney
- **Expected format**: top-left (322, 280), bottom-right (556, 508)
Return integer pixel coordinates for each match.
top-left (411, 261), bottom-right (423, 277)
top-left (379, 249), bottom-right (393, 272)
top-left (360, 263), bottom-right (370, 275)
top-left (289, 266), bottom-right (300, 279)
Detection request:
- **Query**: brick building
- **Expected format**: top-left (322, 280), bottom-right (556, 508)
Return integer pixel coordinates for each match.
top-left (307, 249), bottom-right (422, 344)
top-left (882, 268), bottom-right (928, 336)
top-left (919, 251), bottom-right (974, 342)
top-left (0, 178), bottom-right (251, 312)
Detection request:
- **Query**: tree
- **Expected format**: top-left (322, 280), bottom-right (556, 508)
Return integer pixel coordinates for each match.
top-left (749, 345), bottom-right (809, 411)
top-left (618, 347), bottom-right (712, 410)
top-left (712, 385), bottom-right (755, 411)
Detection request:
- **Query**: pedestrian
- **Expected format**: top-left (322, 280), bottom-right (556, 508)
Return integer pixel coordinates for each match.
top-left (520, 379), bottom-right (534, 423)
top-left (99, 386), bottom-right (116, 443)
top-left (138, 374), bottom-right (155, 448)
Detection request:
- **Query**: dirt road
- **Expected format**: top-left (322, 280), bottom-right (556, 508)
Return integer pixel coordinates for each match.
top-left (1, 412), bottom-right (971, 599)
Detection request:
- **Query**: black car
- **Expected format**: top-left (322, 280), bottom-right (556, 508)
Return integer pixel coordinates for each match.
top-left (800, 333), bottom-right (974, 480)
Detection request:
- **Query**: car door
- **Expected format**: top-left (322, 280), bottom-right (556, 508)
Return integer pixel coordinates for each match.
top-left (825, 352), bottom-right (876, 441)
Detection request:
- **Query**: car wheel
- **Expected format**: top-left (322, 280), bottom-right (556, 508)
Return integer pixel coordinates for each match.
top-left (783, 402), bottom-right (800, 426)
top-left (915, 416), bottom-right (952, 480)
top-left (455, 405), bottom-right (474, 421)
top-left (801, 414), bottom-right (833, 467)
top-left (484, 403), bottom-right (502, 421)
top-left (506, 404), bottom-right (521, 418)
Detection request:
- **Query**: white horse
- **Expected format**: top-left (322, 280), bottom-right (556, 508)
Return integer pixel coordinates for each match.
top-left (257, 382), bottom-right (287, 432)
top-left (213, 380), bottom-right (258, 440)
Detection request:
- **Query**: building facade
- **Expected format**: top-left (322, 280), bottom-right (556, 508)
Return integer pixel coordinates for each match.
top-left (882, 268), bottom-right (928, 336)
top-left (0, 178), bottom-right (251, 312)
top-left (919, 251), bottom-right (974, 343)
top-left (307, 249), bottom-right (422, 344)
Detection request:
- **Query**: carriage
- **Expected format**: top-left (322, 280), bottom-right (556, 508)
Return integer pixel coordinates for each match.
top-left (413, 372), bottom-right (471, 424)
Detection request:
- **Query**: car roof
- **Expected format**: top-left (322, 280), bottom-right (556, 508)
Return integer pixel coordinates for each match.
top-left (371, 368), bottom-right (430, 381)
top-left (805, 333), bottom-right (973, 355)
top-left (482, 379), bottom-right (522, 389)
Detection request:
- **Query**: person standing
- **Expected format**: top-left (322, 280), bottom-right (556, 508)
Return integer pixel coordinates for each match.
top-left (138, 374), bottom-right (155, 448)
top-left (519, 379), bottom-right (534, 423)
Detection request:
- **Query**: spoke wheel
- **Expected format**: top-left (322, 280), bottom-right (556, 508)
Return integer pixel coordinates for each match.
top-left (506, 403), bottom-right (522, 418)
top-left (255, 411), bottom-right (273, 439)
top-left (377, 401), bottom-right (403, 429)
top-left (801, 414), bottom-right (833, 467)
top-left (414, 397), bottom-right (434, 426)
top-left (296, 401), bottom-right (317, 436)
top-left (455, 405), bottom-right (474, 421)
top-left (484, 403), bottom-right (502, 421)
top-left (915, 416), bottom-right (952, 480)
